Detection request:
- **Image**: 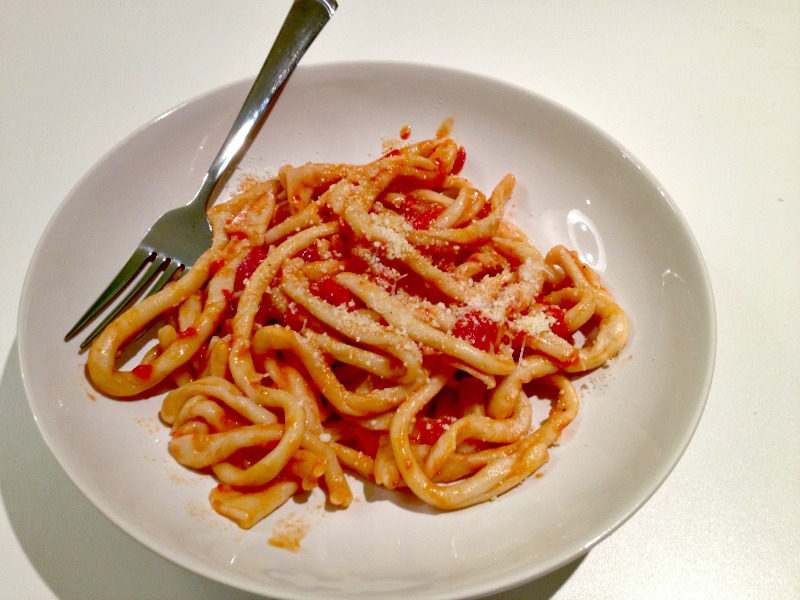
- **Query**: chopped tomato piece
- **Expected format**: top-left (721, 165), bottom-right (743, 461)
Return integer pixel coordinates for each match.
top-left (132, 364), bottom-right (153, 379)
top-left (272, 201), bottom-right (291, 224)
top-left (535, 280), bottom-right (556, 302)
top-left (234, 246), bottom-right (269, 291)
top-left (411, 416), bottom-right (458, 446)
top-left (452, 146), bottom-right (466, 174)
top-left (509, 329), bottom-right (527, 354)
top-left (309, 276), bottom-right (358, 310)
top-left (209, 259), bottom-right (225, 277)
top-left (399, 197), bottom-right (444, 230)
top-left (452, 311), bottom-right (499, 351)
top-left (221, 289), bottom-right (237, 320)
top-left (298, 243), bottom-right (321, 262)
top-left (544, 306), bottom-right (571, 339)
top-left (350, 426), bottom-right (381, 458)
top-left (282, 303), bottom-right (324, 333)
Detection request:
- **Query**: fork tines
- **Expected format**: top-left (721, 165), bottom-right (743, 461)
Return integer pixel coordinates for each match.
top-left (64, 247), bottom-right (183, 349)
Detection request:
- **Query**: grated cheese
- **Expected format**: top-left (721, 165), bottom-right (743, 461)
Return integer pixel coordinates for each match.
top-left (511, 311), bottom-right (556, 336)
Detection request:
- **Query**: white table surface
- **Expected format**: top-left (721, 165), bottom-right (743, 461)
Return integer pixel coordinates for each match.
top-left (1, 1), bottom-right (798, 598)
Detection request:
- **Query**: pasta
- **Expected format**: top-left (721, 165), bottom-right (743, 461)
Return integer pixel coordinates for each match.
top-left (86, 125), bottom-right (628, 529)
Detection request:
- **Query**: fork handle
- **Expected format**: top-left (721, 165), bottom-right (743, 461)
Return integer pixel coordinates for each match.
top-left (192, 0), bottom-right (337, 208)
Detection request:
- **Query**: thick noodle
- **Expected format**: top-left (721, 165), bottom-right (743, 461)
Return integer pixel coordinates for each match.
top-left (86, 128), bottom-right (628, 528)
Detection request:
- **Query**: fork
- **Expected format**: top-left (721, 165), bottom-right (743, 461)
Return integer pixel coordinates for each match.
top-left (64, 0), bottom-right (337, 349)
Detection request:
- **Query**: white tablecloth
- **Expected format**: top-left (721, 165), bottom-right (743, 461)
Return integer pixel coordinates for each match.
top-left (1, 2), bottom-right (797, 598)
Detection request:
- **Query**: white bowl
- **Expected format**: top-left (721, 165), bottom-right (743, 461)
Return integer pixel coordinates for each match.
top-left (18, 62), bottom-right (715, 600)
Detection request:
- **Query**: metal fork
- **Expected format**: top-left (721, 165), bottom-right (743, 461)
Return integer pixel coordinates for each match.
top-left (64, 0), bottom-right (337, 349)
